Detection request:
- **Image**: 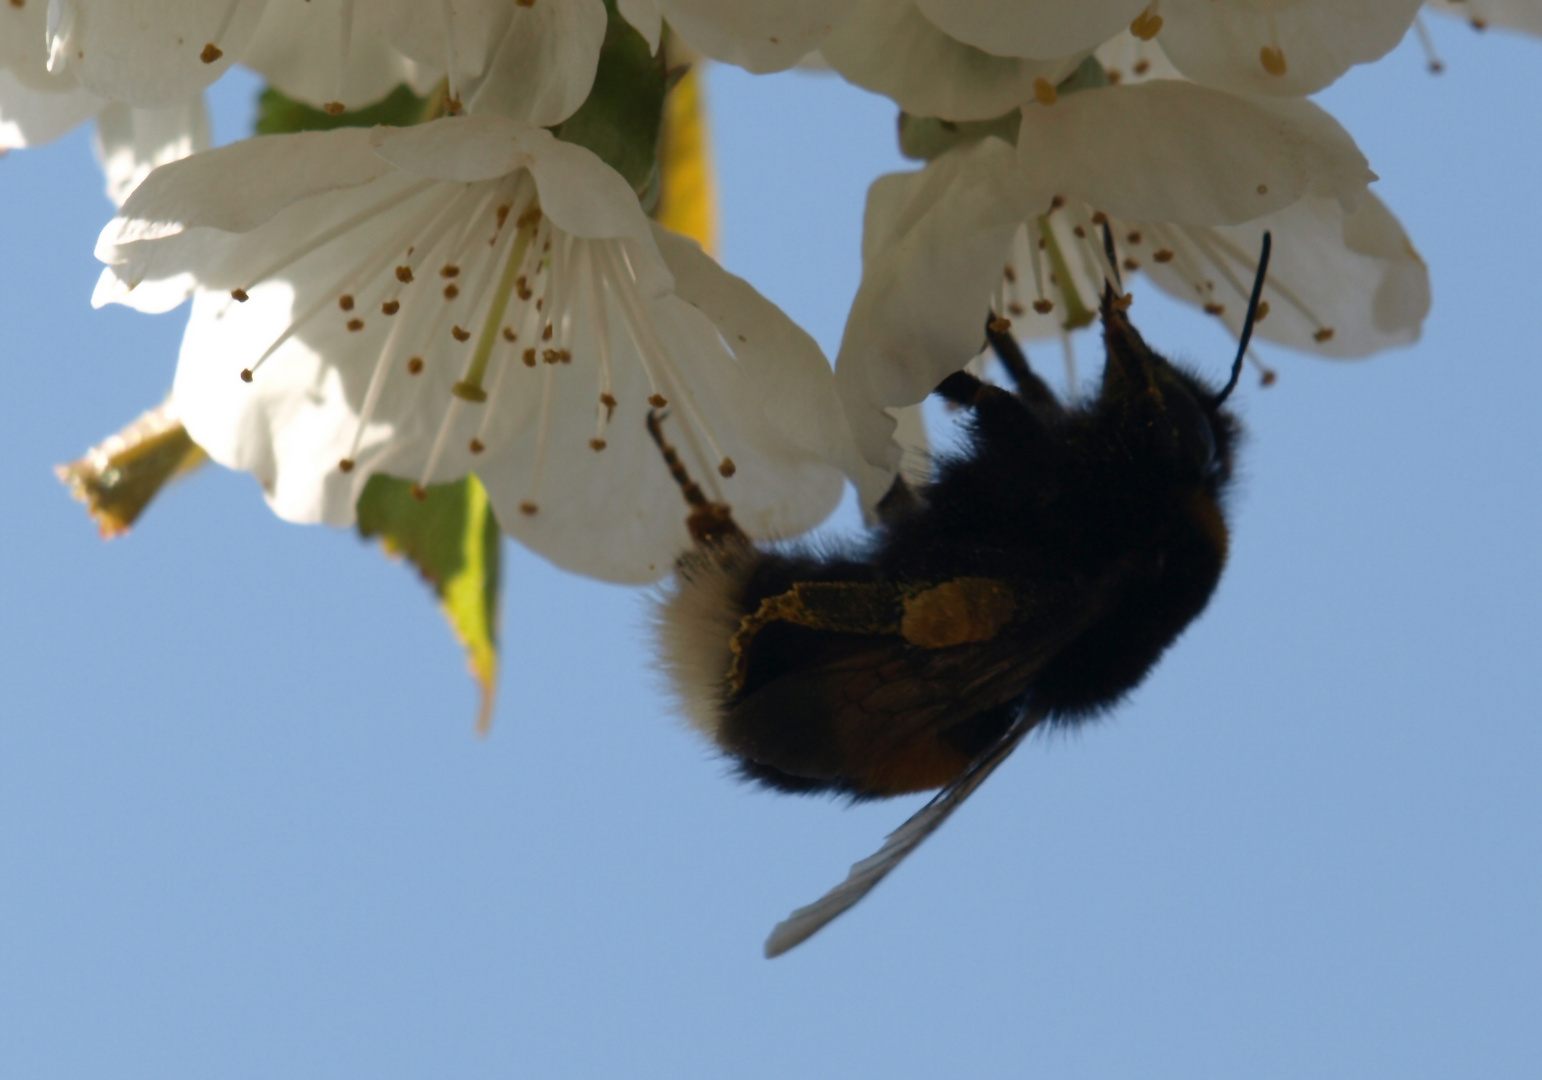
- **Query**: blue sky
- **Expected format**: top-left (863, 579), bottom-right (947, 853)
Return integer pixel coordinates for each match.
top-left (2, 19), bottom-right (1539, 1078)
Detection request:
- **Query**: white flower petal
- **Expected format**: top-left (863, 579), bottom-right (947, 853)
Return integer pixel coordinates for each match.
top-left (824, 0), bottom-right (1080, 120)
top-left (616, 0), bottom-right (663, 53)
top-left (835, 137), bottom-right (1033, 498)
top-left (93, 95), bottom-right (211, 207)
top-left (242, 0), bottom-right (415, 113)
top-left (660, 0), bottom-right (858, 73)
top-left (1016, 81), bottom-right (1373, 226)
top-left (465, 0), bottom-right (606, 128)
top-left (914, 0), bottom-right (1148, 60)
top-left (48, 0), bottom-right (269, 108)
top-left (1159, 0), bottom-right (1424, 96)
top-left (0, 69), bottom-right (101, 148)
top-left (1144, 191), bottom-right (1430, 357)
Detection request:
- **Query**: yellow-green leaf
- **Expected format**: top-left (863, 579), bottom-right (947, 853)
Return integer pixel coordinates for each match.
top-left (356, 475), bottom-right (503, 734)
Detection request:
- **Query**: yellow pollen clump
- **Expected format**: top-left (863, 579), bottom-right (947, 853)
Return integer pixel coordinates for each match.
top-left (199, 43), bottom-right (223, 64)
top-left (1032, 77), bottom-right (1058, 106)
top-left (1260, 46), bottom-right (1287, 76)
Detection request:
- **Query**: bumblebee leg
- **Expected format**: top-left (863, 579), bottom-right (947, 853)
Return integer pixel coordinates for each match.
top-left (985, 314), bottom-right (1057, 408)
top-left (934, 370), bottom-right (1015, 408)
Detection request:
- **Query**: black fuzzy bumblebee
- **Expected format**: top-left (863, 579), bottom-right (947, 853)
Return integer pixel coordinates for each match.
top-left (656, 234), bottom-right (1271, 956)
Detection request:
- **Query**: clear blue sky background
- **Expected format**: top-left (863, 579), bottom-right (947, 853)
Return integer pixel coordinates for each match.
top-left (2, 21), bottom-right (1539, 1079)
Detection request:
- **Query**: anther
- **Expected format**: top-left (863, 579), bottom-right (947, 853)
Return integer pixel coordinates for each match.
top-left (451, 326), bottom-right (471, 342)
top-left (1133, 59), bottom-right (1151, 75)
top-left (469, 438), bottom-right (485, 454)
top-left (1126, 230), bottom-right (1143, 244)
top-left (443, 283), bottom-right (459, 299)
top-left (502, 327), bottom-right (516, 342)
top-left (240, 368), bottom-right (254, 382)
top-left (515, 276), bottom-right (532, 300)
top-left (542, 324), bottom-right (553, 340)
top-left (407, 357), bottom-right (425, 374)
top-left (600, 393), bottom-right (618, 418)
top-left (1204, 302), bottom-right (1225, 316)
top-left (1131, 4), bottom-right (1163, 40)
top-left (324, 102), bottom-right (345, 116)
top-left (338, 458), bottom-right (355, 473)
top-left (452, 381), bottom-right (488, 402)
top-left (989, 315), bottom-right (1012, 335)
top-left (519, 501), bottom-right (538, 515)
top-left (1033, 299), bottom-right (1054, 314)
top-left (1008, 302), bottom-right (1025, 316)
top-left (1123, 257), bottom-right (1139, 272)
top-left (1033, 77), bottom-right (1058, 105)
top-left (395, 266), bottom-right (414, 283)
top-left (1049, 195), bottom-right (1066, 212)
top-left (346, 318), bottom-right (364, 332)
top-left (1003, 264), bottom-right (1017, 283)
top-left (1153, 249), bottom-right (1174, 263)
top-left (231, 288), bottom-right (249, 302)
top-left (495, 205), bottom-right (511, 228)
top-left (1260, 368), bottom-right (1278, 386)
top-left (1257, 183), bottom-right (1269, 195)
top-left (410, 484), bottom-right (428, 501)
top-left (200, 43), bottom-right (223, 63)
top-left (516, 207), bottom-right (542, 229)
top-left (542, 349), bottom-right (562, 364)
top-left (1073, 225), bottom-right (1087, 238)
top-left (1091, 211), bottom-right (1109, 226)
top-left (381, 300), bottom-right (400, 315)
top-left (1260, 46), bottom-right (1287, 76)
top-left (589, 438), bottom-right (607, 451)
top-left (1254, 301), bottom-right (1270, 322)
top-left (649, 394), bottom-right (668, 408)
top-left (441, 264), bottom-right (460, 278)
top-left (1313, 327), bottom-right (1335, 342)
top-left (339, 295), bottom-right (355, 311)
top-left (536, 298), bottom-right (544, 312)
top-left (718, 458), bottom-right (737, 478)
top-left (522, 348), bottom-right (537, 367)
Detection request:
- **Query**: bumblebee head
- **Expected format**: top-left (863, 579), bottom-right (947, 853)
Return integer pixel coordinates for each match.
top-left (1098, 289), bottom-right (1238, 486)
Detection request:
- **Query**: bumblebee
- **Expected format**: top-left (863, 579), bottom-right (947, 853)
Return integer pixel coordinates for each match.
top-left (655, 234), bottom-right (1271, 955)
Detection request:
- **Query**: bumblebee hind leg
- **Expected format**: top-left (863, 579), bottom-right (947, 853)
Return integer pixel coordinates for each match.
top-left (985, 313), bottom-right (1058, 408)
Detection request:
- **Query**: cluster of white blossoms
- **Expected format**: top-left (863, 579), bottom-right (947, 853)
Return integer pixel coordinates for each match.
top-left (7, 1), bottom-right (1531, 583)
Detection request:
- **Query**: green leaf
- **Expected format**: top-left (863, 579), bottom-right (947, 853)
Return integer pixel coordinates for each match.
top-left (551, 2), bottom-right (668, 192)
top-left (255, 82), bottom-right (433, 136)
top-left (357, 475), bottom-right (503, 734)
top-left (56, 404), bottom-right (207, 538)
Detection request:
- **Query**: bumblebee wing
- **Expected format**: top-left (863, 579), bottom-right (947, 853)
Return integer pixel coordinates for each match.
top-left (763, 702), bottom-right (1046, 958)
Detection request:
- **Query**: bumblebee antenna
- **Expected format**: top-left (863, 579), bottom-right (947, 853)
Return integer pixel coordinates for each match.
top-left (647, 410), bottom-right (747, 550)
top-left (1099, 220), bottom-right (1124, 295)
top-left (1213, 231), bottom-right (1272, 407)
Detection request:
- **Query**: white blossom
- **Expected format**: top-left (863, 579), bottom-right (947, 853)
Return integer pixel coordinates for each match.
top-left (833, 81), bottom-right (1424, 506)
top-left (1427, 0), bottom-right (1542, 37)
top-left (618, 0), bottom-right (859, 73)
top-left (94, 116), bottom-right (860, 583)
